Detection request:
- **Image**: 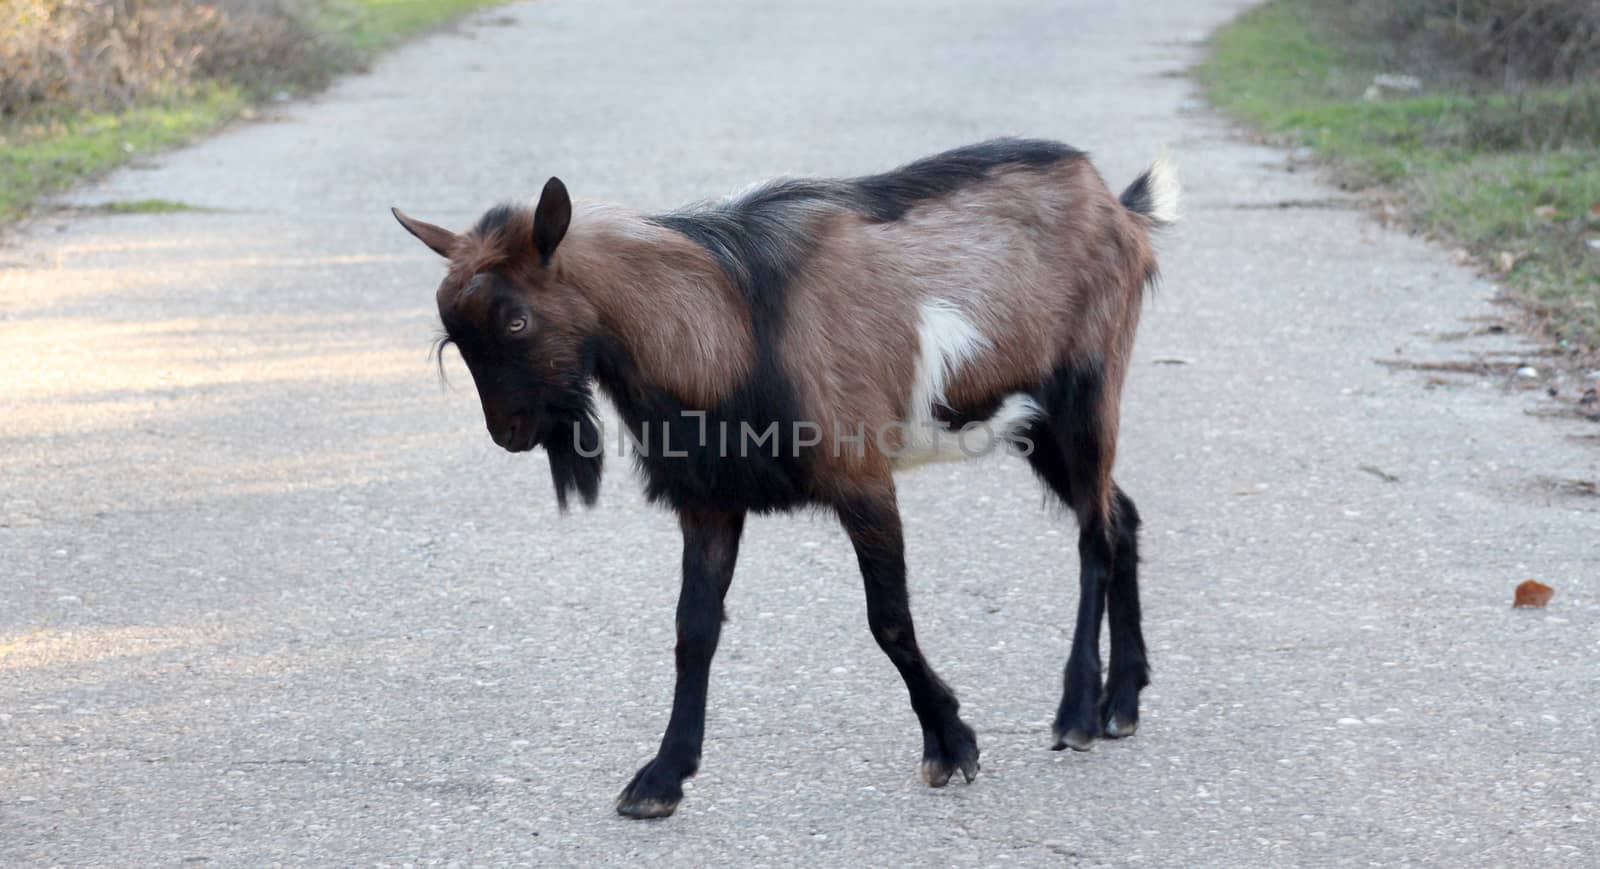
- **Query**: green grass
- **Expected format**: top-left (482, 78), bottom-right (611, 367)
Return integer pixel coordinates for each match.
top-left (1198, 0), bottom-right (1600, 352)
top-left (0, 86), bottom-right (245, 225)
top-left (325, 0), bottom-right (508, 54)
top-left (0, 0), bottom-right (506, 229)
top-left (85, 198), bottom-right (211, 215)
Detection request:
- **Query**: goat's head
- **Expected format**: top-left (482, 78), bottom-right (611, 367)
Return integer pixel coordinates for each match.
top-left (394, 178), bottom-right (603, 508)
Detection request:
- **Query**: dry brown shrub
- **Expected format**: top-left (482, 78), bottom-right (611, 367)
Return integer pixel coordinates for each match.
top-left (0, 0), bottom-right (341, 119)
top-left (1351, 0), bottom-right (1600, 86)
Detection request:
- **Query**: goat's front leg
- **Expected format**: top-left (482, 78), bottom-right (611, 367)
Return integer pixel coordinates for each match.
top-left (839, 491), bottom-right (979, 787)
top-left (616, 508), bottom-right (744, 819)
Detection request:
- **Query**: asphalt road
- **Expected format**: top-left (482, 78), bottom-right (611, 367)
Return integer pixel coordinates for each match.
top-left (3, 1), bottom-right (1597, 865)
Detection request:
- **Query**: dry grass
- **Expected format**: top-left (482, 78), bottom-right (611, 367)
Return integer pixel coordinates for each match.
top-left (1350, 0), bottom-right (1600, 86)
top-left (0, 0), bottom-right (503, 225)
top-left (0, 0), bottom-right (340, 120)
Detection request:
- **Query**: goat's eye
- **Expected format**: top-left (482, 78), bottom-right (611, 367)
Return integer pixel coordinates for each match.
top-left (507, 317), bottom-right (528, 335)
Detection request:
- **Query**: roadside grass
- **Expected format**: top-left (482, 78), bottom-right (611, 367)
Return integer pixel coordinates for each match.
top-left (323, 0), bottom-right (507, 54)
top-left (0, 86), bottom-right (245, 223)
top-left (0, 0), bottom-right (505, 228)
top-left (1198, 0), bottom-right (1600, 353)
top-left (82, 198), bottom-right (212, 215)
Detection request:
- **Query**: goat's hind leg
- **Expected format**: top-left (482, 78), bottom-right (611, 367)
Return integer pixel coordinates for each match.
top-left (616, 508), bottom-right (744, 819)
top-left (838, 490), bottom-right (979, 787)
top-left (1101, 484), bottom-right (1149, 739)
top-left (1023, 362), bottom-right (1130, 752)
top-left (1056, 486), bottom-right (1113, 752)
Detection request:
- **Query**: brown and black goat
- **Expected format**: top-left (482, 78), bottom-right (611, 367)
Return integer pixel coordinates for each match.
top-left (393, 138), bottom-right (1178, 819)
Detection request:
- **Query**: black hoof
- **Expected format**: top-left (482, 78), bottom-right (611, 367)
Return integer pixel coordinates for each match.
top-left (616, 796), bottom-right (678, 820)
top-left (920, 719), bottom-right (980, 787)
top-left (1051, 727), bottom-right (1096, 752)
top-left (1053, 695), bottom-right (1101, 751)
top-left (1102, 714), bottom-right (1138, 740)
top-left (1100, 673), bottom-right (1144, 740)
top-left (615, 759), bottom-right (684, 819)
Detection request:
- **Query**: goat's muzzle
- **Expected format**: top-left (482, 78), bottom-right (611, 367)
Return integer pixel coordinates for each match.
top-left (489, 415), bottom-right (540, 453)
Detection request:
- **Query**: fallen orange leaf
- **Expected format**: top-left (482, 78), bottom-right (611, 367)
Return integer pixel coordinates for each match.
top-left (1513, 579), bottom-right (1554, 609)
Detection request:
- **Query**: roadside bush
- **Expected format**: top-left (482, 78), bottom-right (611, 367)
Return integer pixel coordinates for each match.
top-left (0, 0), bottom-right (341, 119)
top-left (1352, 0), bottom-right (1600, 85)
top-left (1203, 0), bottom-right (1600, 353)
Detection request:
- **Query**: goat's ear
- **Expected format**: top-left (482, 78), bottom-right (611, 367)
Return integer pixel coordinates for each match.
top-left (533, 177), bottom-right (571, 264)
top-left (392, 208), bottom-right (458, 258)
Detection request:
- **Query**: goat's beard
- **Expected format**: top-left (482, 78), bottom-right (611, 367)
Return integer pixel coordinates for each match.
top-left (546, 415), bottom-right (602, 510)
top-left (542, 382), bottom-right (603, 511)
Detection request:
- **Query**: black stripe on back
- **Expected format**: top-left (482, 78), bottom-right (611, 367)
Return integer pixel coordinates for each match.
top-left (647, 179), bottom-right (843, 331)
top-left (850, 137), bottom-right (1083, 222)
top-left (649, 139), bottom-right (1083, 300)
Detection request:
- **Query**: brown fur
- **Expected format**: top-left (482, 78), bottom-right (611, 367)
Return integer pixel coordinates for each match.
top-left (398, 142), bottom-right (1172, 813)
top-left (420, 155), bottom-right (1156, 511)
top-left (775, 158), bottom-right (1154, 504)
top-left (434, 204), bottom-right (756, 409)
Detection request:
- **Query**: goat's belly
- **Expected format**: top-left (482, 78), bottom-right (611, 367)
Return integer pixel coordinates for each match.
top-left (890, 392), bottom-right (1041, 470)
top-left (890, 299), bottom-right (1043, 470)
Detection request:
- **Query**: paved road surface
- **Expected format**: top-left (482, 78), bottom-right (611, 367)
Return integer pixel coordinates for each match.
top-left (3, 1), bottom-right (1596, 864)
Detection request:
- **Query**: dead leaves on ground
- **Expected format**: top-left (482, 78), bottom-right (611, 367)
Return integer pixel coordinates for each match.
top-left (1513, 579), bottom-right (1555, 609)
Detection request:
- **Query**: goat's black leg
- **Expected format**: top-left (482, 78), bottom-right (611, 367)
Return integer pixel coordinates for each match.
top-left (616, 508), bottom-right (744, 819)
top-left (1023, 417), bottom-right (1109, 751)
top-left (838, 491), bottom-right (978, 787)
top-left (1102, 485), bottom-right (1149, 739)
top-left (1055, 513), bottom-right (1112, 751)
top-left (1022, 359), bottom-right (1148, 752)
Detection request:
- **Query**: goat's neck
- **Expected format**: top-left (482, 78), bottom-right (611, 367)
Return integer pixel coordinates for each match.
top-left (562, 207), bottom-right (754, 410)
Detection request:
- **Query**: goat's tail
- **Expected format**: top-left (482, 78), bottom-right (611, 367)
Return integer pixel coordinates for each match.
top-left (1119, 150), bottom-right (1180, 227)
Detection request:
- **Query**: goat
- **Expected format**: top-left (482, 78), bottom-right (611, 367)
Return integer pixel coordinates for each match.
top-left (393, 138), bottom-right (1177, 819)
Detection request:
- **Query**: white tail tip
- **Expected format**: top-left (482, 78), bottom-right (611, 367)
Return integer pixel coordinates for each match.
top-left (1146, 150), bottom-right (1181, 224)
